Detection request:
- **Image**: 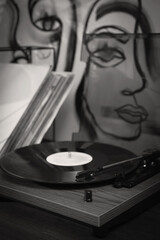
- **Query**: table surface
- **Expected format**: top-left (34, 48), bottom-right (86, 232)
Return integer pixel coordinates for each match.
top-left (0, 167), bottom-right (160, 227)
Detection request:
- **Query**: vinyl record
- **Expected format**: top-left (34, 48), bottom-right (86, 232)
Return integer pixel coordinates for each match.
top-left (0, 141), bottom-right (138, 185)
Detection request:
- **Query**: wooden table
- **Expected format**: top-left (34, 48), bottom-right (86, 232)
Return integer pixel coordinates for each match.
top-left (0, 166), bottom-right (160, 238)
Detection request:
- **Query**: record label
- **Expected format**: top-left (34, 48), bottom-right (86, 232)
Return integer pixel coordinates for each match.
top-left (46, 151), bottom-right (93, 166)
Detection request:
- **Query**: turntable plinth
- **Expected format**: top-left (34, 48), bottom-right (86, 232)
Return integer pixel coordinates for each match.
top-left (0, 142), bottom-right (160, 237)
top-left (0, 168), bottom-right (160, 229)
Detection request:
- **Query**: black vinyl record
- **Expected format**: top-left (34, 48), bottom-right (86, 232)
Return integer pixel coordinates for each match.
top-left (0, 142), bottom-right (138, 185)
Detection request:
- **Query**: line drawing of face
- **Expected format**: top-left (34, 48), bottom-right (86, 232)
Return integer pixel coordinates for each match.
top-left (76, 0), bottom-right (160, 141)
top-left (4, 0), bottom-right (77, 70)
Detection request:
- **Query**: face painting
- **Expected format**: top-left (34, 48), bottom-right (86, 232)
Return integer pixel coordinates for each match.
top-left (80, 0), bottom-right (160, 141)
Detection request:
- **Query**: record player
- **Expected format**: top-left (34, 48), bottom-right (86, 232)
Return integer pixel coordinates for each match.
top-left (0, 141), bottom-right (160, 237)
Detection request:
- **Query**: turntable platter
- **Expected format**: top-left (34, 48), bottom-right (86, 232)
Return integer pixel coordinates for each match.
top-left (0, 142), bottom-right (137, 185)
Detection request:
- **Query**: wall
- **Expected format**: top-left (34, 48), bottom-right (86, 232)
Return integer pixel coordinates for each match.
top-left (0, 0), bottom-right (160, 154)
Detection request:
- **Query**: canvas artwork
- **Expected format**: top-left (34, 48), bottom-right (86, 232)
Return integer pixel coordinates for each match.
top-left (0, 0), bottom-right (160, 154)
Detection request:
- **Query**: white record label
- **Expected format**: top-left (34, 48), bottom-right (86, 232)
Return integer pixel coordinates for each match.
top-left (46, 151), bottom-right (93, 166)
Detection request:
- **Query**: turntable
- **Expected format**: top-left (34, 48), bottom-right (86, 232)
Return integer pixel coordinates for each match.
top-left (0, 141), bottom-right (160, 237)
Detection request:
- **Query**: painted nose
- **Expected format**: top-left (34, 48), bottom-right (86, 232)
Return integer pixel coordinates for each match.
top-left (121, 76), bottom-right (147, 96)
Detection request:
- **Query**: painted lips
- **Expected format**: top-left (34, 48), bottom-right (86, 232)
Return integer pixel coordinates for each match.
top-left (116, 104), bottom-right (148, 123)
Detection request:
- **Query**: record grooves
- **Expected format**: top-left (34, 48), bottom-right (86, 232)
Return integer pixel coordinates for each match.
top-left (0, 142), bottom-right (139, 186)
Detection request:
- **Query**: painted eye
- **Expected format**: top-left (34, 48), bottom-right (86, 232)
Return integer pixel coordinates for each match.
top-left (29, 1), bottom-right (62, 33)
top-left (86, 38), bottom-right (125, 68)
top-left (34, 15), bottom-right (61, 32)
top-left (91, 47), bottom-right (125, 67)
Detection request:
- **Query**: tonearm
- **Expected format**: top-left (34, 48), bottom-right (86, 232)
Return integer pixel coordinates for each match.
top-left (76, 149), bottom-right (160, 187)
